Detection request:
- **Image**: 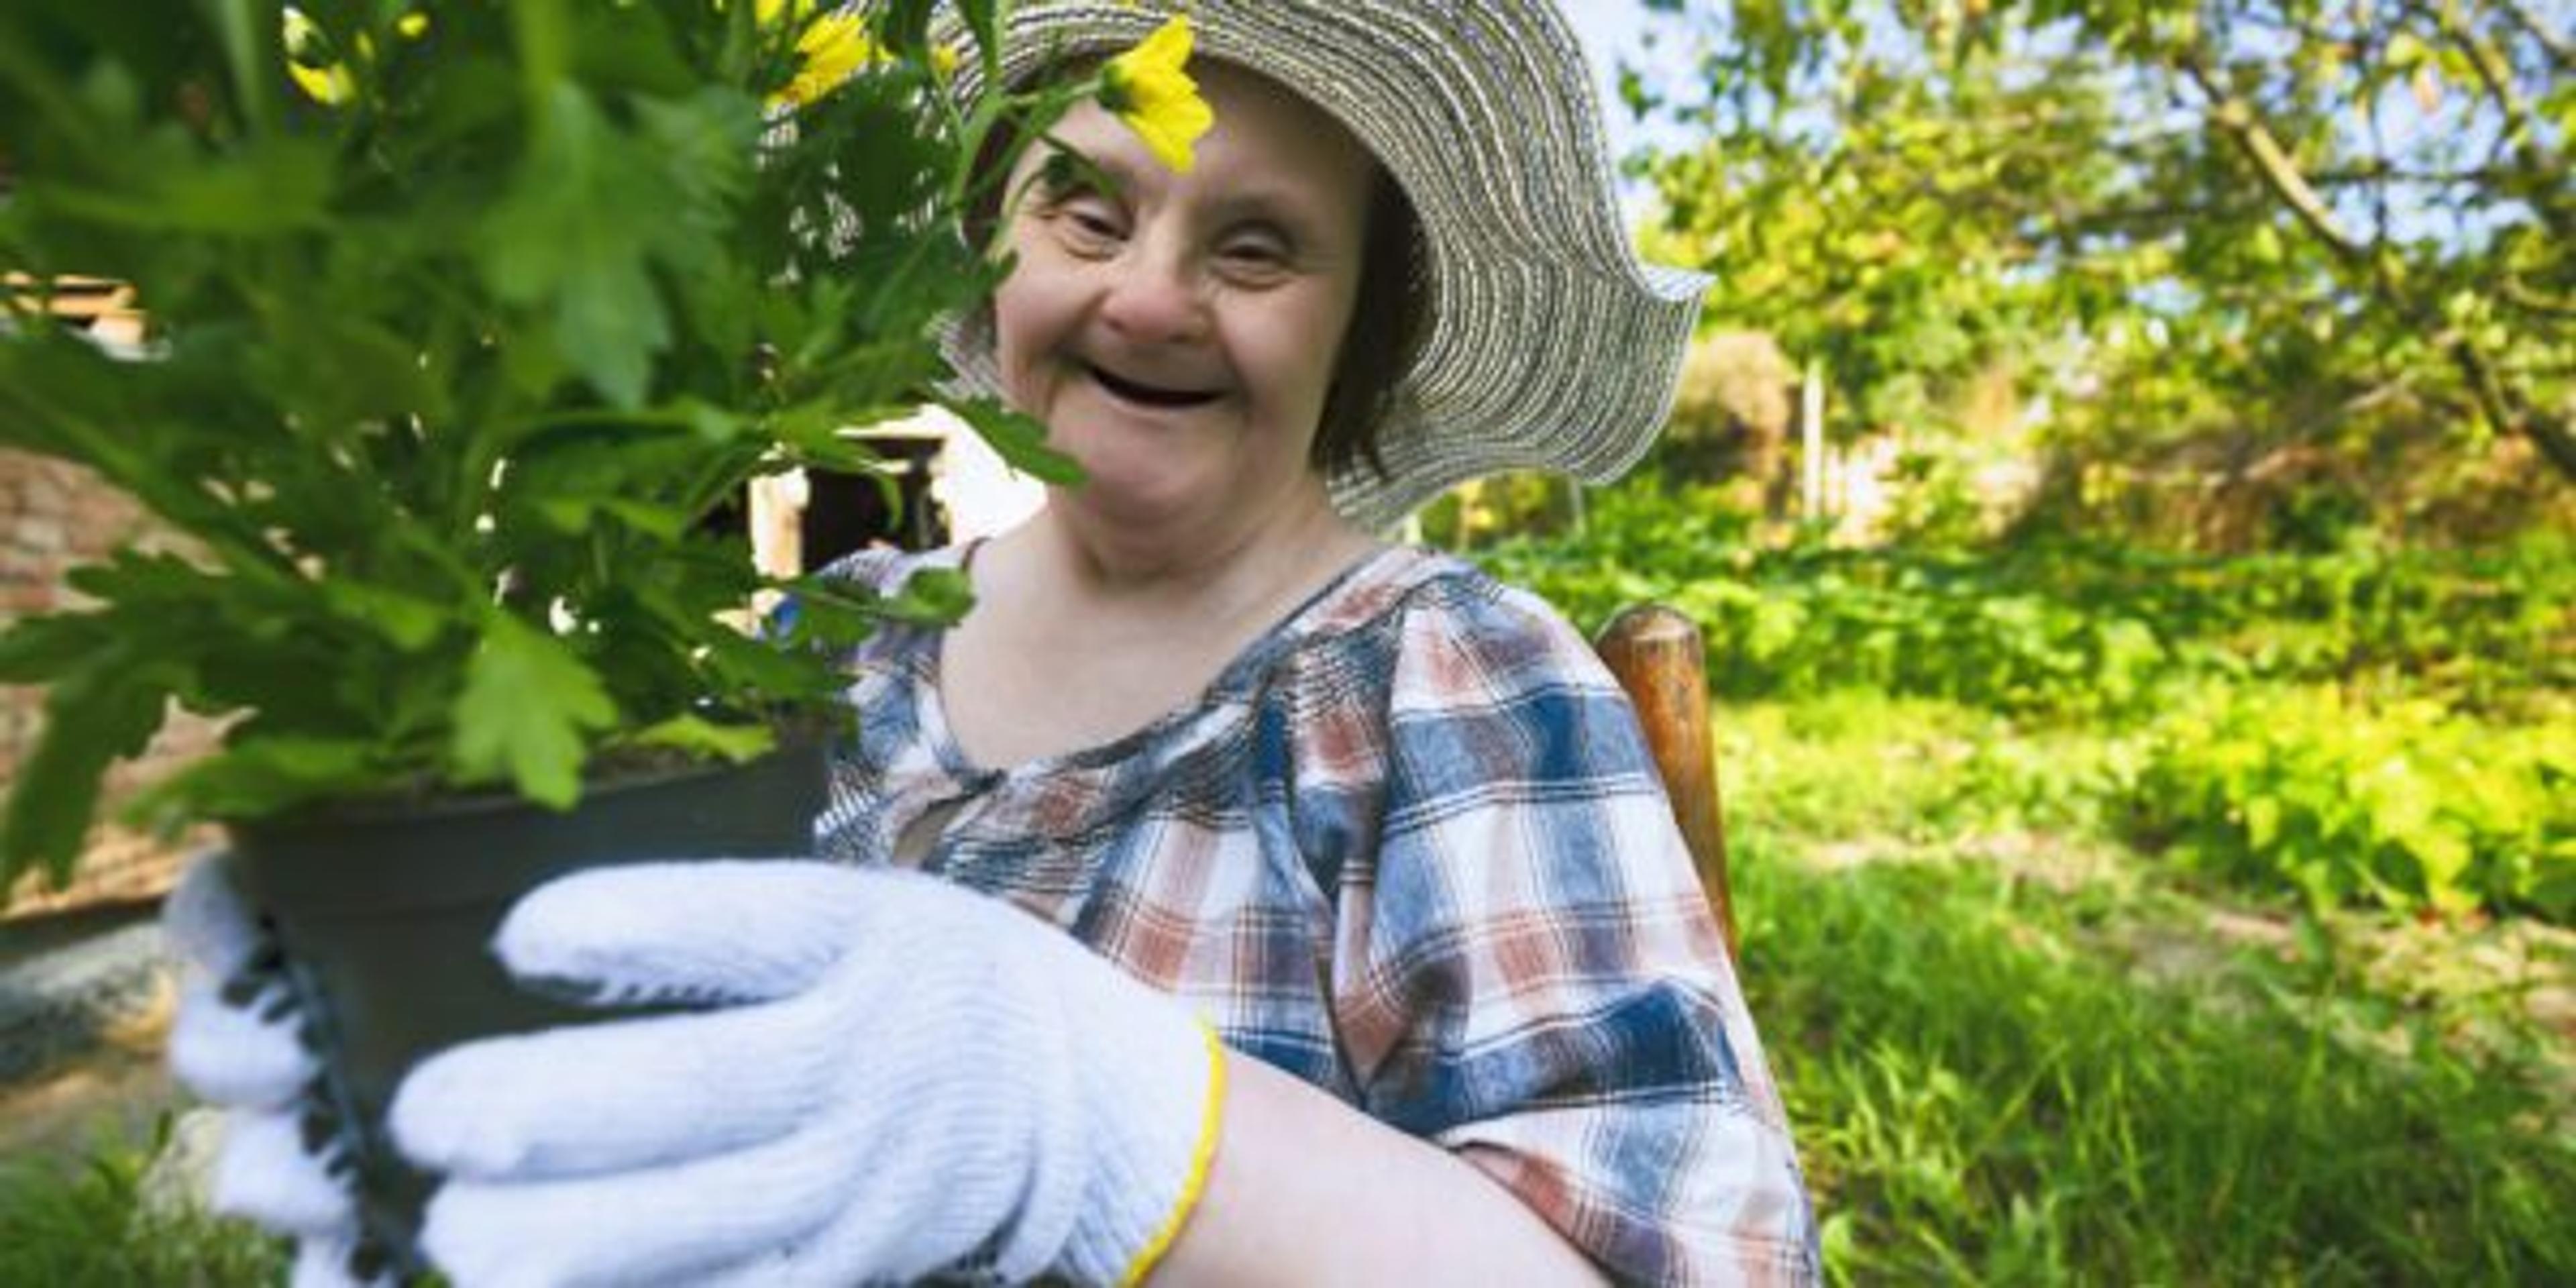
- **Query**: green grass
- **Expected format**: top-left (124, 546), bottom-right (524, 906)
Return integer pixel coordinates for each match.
top-left (0, 1112), bottom-right (284, 1287)
top-left (1742, 855), bottom-right (2575, 1283)
top-left (1719, 692), bottom-right (2122, 846)
top-left (1724, 692), bottom-right (2576, 1284)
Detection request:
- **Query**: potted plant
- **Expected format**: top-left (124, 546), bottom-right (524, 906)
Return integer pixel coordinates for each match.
top-left (0, 0), bottom-right (1193, 1268)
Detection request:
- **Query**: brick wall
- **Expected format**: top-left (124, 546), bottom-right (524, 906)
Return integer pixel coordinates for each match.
top-left (1, 449), bottom-right (219, 918)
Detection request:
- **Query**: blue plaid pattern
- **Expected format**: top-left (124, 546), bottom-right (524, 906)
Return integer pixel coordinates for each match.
top-left (815, 543), bottom-right (1818, 1285)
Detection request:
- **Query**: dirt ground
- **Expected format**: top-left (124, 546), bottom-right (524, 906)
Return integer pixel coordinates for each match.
top-left (0, 985), bottom-right (182, 1166)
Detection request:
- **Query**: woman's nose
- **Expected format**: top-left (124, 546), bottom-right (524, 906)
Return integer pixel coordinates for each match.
top-left (1096, 248), bottom-right (1207, 345)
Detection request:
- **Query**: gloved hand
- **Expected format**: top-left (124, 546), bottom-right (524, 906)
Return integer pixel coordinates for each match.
top-left (388, 861), bottom-right (1227, 1287)
top-left (161, 854), bottom-right (385, 1287)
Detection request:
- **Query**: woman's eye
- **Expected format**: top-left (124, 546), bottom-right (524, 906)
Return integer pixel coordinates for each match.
top-left (1050, 197), bottom-right (1125, 254)
top-left (1218, 236), bottom-right (1293, 278)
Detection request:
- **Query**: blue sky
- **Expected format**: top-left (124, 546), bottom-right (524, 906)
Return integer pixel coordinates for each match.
top-left (1564, 2), bottom-right (1701, 213)
top-left (1567, 0), bottom-right (1660, 125)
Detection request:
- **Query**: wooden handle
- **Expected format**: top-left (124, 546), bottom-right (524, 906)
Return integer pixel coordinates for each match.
top-left (1595, 605), bottom-right (1737, 958)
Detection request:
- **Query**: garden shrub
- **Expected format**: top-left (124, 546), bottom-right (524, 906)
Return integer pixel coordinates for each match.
top-left (1478, 483), bottom-right (2571, 716)
top-left (1469, 479), bottom-right (2572, 921)
top-left (2126, 684), bottom-right (2575, 923)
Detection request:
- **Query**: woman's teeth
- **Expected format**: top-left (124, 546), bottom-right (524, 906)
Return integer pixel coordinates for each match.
top-left (1087, 363), bottom-right (1220, 408)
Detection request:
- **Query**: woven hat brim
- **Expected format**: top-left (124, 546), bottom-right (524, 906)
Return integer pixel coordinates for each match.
top-left (945, 0), bottom-right (1709, 531)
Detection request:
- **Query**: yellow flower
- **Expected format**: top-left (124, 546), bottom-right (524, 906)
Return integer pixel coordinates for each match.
top-left (281, 7), bottom-right (356, 107)
top-left (397, 12), bottom-right (430, 40)
top-left (1099, 15), bottom-right (1214, 174)
top-left (760, 1), bottom-right (879, 109)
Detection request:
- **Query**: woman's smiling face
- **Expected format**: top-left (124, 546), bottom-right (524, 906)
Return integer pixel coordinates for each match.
top-left (991, 61), bottom-right (1375, 533)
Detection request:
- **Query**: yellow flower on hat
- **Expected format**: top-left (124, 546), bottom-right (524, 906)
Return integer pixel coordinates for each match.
top-left (281, 7), bottom-right (356, 107)
top-left (1099, 15), bottom-right (1213, 174)
top-left (759, 0), bottom-right (879, 109)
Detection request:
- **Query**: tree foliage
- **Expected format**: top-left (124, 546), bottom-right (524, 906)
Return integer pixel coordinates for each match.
top-left (1632, 0), bottom-right (2574, 509)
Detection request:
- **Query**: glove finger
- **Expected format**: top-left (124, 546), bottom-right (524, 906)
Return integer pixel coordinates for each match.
top-left (170, 976), bottom-right (320, 1108)
top-left (388, 998), bottom-right (846, 1181)
top-left (416, 1122), bottom-right (871, 1288)
top-left (163, 852), bottom-right (266, 979)
top-left (493, 861), bottom-right (878, 1006)
top-left (659, 1082), bottom-right (1036, 1288)
top-left (213, 1109), bottom-right (362, 1240)
top-left (686, 1161), bottom-right (1024, 1288)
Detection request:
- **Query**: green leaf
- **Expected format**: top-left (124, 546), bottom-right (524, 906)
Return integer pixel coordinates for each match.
top-left (0, 612), bottom-right (115, 686)
top-left (534, 494), bottom-right (690, 539)
top-left (765, 402), bottom-right (897, 472)
top-left (321, 582), bottom-right (451, 652)
top-left (130, 736), bottom-right (383, 824)
top-left (879, 0), bottom-right (939, 56)
top-left (699, 628), bottom-right (841, 700)
top-left (634, 88), bottom-right (759, 229)
top-left (773, 578), bottom-right (885, 651)
top-left (596, 498), bottom-right (692, 539)
top-left (1, 659), bottom-right (172, 892)
top-left (449, 614), bottom-right (619, 808)
top-left (680, 400), bottom-right (749, 443)
top-left (38, 136), bottom-right (333, 235)
top-left (945, 395), bottom-right (1085, 485)
top-left (206, 0), bottom-right (278, 134)
top-left (955, 0), bottom-right (1003, 78)
top-left (877, 566), bottom-right (973, 627)
top-left (629, 714), bottom-right (775, 764)
top-left (62, 549), bottom-right (223, 606)
top-left (551, 260), bottom-right (664, 410)
top-left (477, 86), bottom-right (673, 408)
top-left (2245, 794), bottom-right (2280, 851)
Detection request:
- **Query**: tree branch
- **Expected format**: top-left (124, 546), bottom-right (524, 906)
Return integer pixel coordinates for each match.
top-left (2306, 162), bottom-right (2522, 188)
top-left (2492, 0), bottom-right (2576, 72)
top-left (2422, 3), bottom-right (2568, 233)
top-left (2179, 58), bottom-right (2369, 264)
top-left (2449, 337), bottom-right (2576, 481)
top-left (2496, 277), bottom-right (2576, 319)
top-left (2179, 45), bottom-right (2574, 485)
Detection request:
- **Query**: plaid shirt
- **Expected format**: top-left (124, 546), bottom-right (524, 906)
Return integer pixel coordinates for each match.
top-left (815, 543), bottom-right (1818, 1286)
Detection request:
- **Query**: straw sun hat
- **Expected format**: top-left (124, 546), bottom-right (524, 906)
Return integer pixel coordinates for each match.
top-left (945, 0), bottom-right (1710, 531)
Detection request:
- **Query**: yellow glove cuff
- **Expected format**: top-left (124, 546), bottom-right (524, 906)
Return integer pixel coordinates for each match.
top-left (1116, 1020), bottom-right (1229, 1287)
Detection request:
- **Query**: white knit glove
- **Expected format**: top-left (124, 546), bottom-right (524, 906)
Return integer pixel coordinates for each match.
top-left (160, 855), bottom-right (389, 1288)
top-left (388, 861), bottom-right (1227, 1287)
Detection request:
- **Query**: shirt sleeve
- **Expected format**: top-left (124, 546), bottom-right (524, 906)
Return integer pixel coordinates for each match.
top-left (1330, 576), bottom-right (1819, 1287)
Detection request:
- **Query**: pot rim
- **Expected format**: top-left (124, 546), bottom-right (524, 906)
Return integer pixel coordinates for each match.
top-left (229, 721), bottom-right (836, 839)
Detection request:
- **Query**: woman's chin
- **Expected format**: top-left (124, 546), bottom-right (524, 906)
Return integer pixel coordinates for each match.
top-left (1052, 449), bottom-right (1216, 529)
top-left (1036, 407), bottom-right (1324, 538)
top-left (1066, 468), bottom-right (1216, 533)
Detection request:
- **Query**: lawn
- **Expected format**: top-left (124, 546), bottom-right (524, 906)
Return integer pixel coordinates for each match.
top-left (1722, 692), bottom-right (2575, 1284)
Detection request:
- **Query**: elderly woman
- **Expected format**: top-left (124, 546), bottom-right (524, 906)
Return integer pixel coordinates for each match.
top-left (170, 2), bottom-right (1818, 1284)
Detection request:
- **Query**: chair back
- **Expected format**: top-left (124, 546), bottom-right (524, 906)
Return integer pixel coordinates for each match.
top-left (1595, 605), bottom-right (1737, 957)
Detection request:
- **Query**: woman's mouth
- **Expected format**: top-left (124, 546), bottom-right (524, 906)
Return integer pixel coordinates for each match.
top-left (1084, 362), bottom-right (1224, 409)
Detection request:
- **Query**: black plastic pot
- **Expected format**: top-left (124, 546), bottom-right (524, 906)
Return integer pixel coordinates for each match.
top-left (228, 739), bottom-right (830, 1278)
